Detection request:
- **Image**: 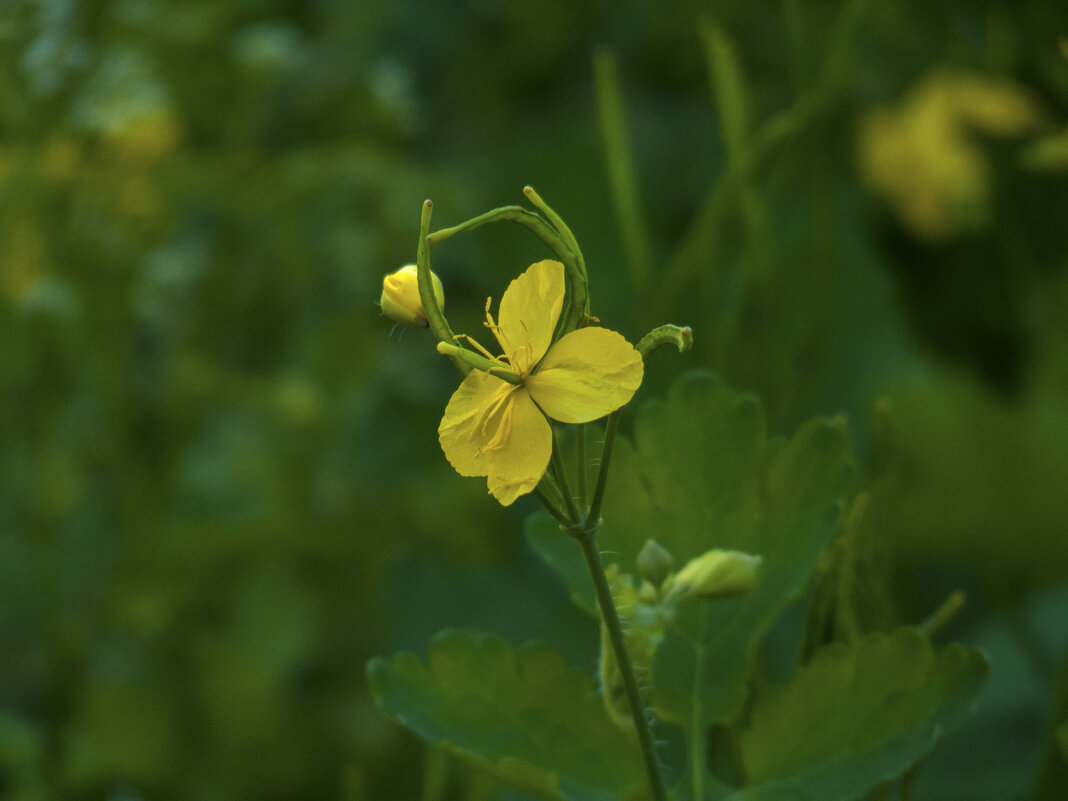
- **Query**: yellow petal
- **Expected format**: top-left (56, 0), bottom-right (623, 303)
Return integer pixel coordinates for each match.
top-left (495, 259), bottom-right (565, 374)
top-left (525, 327), bottom-right (644, 423)
top-left (485, 389), bottom-right (553, 506)
top-left (438, 371), bottom-right (552, 505)
top-left (438, 370), bottom-right (515, 478)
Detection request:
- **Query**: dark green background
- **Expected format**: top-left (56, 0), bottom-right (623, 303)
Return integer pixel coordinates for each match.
top-left (2, 1), bottom-right (1066, 799)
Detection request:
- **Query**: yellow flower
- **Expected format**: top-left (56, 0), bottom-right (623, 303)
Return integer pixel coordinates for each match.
top-left (438, 259), bottom-right (643, 505)
top-left (381, 264), bottom-right (444, 327)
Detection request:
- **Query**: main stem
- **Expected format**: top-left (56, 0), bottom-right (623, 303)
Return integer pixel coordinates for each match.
top-left (576, 528), bottom-right (668, 801)
top-left (691, 602), bottom-right (710, 801)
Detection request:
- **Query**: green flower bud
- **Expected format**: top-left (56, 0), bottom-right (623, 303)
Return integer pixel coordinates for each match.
top-left (381, 264), bottom-right (443, 327)
top-left (636, 539), bottom-right (675, 587)
top-left (672, 549), bottom-right (761, 600)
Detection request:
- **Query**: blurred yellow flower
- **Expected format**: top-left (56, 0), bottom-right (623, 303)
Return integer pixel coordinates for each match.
top-left (438, 259), bottom-right (643, 505)
top-left (857, 70), bottom-right (1040, 241)
top-left (667, 548), bottom-right (761, 599)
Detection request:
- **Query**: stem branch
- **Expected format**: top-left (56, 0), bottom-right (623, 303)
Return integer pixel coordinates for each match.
top-left (587, 409), bottom-right (622, 526)
top-left (549, 426), bottom-right (581, 523)
top-left (575, 423), bottom-right (588, 510)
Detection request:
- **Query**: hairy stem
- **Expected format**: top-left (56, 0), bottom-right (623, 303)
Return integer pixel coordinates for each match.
top-left (692, 601), bottom-right (710, 800)
top-left (550, 426), bottom-right (581, 523)
top-left (587, 409), bottom-right (622, 526)
top-left (575, 422), bottom-right (588, 510)
top-left (577, 529), bottom-right (668, 801)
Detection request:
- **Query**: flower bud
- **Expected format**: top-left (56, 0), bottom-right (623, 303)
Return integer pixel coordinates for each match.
top-left (636, 539), bottom-right (675, 588)
top-left (381, 264), bottom-right (444, 327)
top-left (672, 549), bottom-right (761, 600)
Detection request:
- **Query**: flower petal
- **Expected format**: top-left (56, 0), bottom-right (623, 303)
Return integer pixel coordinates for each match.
top-left (438, 370), bottom-right (515, 478)
top-left (496, 259), bottom-right (565, 374)
top-left (525, 327), bottom-right (644, 423)
top-left (438, 370), bottom-right (552, 506)
top-left (485, 389), bottom-right (552, 506)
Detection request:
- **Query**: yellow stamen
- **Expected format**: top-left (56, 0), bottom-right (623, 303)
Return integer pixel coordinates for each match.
top-left (483, 296), bottom-right (513, 360)
top-left (453, 333), bottom-right (506, 365)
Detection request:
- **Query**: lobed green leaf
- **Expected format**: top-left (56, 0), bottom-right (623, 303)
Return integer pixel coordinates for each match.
top-left (367, 630), bottom-right (651, 801)
top-left (729, 627), bottom-right (988, 800)
top-left (594, 370), bottom-right (853, 725)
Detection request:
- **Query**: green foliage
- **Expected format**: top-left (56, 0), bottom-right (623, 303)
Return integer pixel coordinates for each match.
top-left (530, 371), bottom-right (854, 726)
top-left (2, 1), bottom-right (1067, 799)
top-left (383, 371), bottom-right (987, 801)
top-left (367, 630), bottom-right (650, 801)
top-left (733, 628), bottom-right (987, 800)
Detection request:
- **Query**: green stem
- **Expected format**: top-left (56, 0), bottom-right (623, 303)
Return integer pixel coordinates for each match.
top-left (435, 343), bottom-right (522, 385)
top-left (691, 601), bottom-right (710, 801)
top-left (427, 198), bottom-right (588, 337)
top-left (576, 529), bottom-right (668, 801)
top-left (420, 744), bottom-right (449, 801)
top-left (416, 200), bottom-right (468, 377)
top-left (522, 186), bottom-right (587, 282)
top-left (523, 186), bottom-right (589, 334)
top-left (550, 426), bottom-right (581, 524)
top-left (534, 480), bottom-right (570, 529)
top-left (575, 423), bottom-right (588, 510)
top-left (587, 409), bottom-right (622, 526)
top-left (428, 205), bottom-right (569, 256)
top-left (918, 590), bottom-right (966, 638)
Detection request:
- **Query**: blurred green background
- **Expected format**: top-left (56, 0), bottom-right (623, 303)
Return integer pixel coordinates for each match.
top-left (2, 1), bottom-right (1067, 799)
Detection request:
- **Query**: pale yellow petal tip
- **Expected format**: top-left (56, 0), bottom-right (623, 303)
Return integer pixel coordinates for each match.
top-left (487, 476), bottom-right (537, 506)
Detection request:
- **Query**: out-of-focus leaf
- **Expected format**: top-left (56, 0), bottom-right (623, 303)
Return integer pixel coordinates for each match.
top-left (367, 630), bottom-right (651, 801)
top-left (728, 628), bottom-right (987, 801)
top-left (524, 513), bottom-right (596, 616)
top-left (872, 369), bottom-right (1068, 592)
top-left (700, 21), bottom-right (750, 164)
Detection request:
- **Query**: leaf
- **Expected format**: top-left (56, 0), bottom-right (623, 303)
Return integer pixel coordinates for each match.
top-left (729, 628), bottom-right (988, 801)
top-left (525, 513), bottom-right (597, 616)
top-left (700, 21), bottom-right (750, 163)
top-left (597, 371), bottom-right (853, 725)
top-left (523, 422), bottom-right (609, 616)
top-left (367, 630), bottom-right (651, 801)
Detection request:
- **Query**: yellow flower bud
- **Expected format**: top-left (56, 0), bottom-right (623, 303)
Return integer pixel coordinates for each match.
top-left (671, 549), bottom-right (761, 600)
top-left (380, 265), bottom-right (444, 328)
